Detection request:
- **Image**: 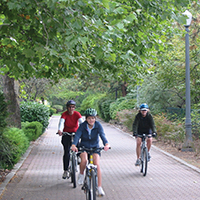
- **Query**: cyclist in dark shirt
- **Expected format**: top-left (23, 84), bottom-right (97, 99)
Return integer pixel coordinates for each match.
top-left (132, 103), bottom-right (156, 166)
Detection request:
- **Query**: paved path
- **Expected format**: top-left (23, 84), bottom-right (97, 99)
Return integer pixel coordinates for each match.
top-left (1, 116), bottom-right (200, 200)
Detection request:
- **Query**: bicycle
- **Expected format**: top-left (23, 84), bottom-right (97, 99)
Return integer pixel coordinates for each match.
top-left (80, 146), bottom-right (110, 200)
top-left (57, 132), bottom-right (78, 188)
top-left (140, 134), bottom-right (148, 176)
top-left (139, 133), bottom-right (156, 176)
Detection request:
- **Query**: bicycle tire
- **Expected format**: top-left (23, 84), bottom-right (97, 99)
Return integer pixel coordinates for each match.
top-left (71, 153), bottom-right (77, 188)
top-left (90, 169), bottom-right (96, 200)
top-left (85, 176), bottom-right (91, 200)
top-left (140, 146), bottom-right (144, 174)
top-left (143, 147), bottom-right (148, 176)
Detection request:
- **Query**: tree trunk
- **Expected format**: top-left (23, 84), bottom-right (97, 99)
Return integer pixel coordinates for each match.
top-left (2, 74), bottom-right (21, 128)
top-left (121, 82), bottom-right (127, 97)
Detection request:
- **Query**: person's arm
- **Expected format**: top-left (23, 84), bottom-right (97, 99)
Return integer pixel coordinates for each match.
top-left (149, 114), bottom-right (156, 133)
top-left (132, 114), bottom-right (139, 136)
top-left (58, 118), bottom-right (65, 136)
top-left (78, 118), bottom-right (84, 124)
top-left (72, 123), bottom-right (83, 146)
top-left (98, 122), bottom-right (109, 148)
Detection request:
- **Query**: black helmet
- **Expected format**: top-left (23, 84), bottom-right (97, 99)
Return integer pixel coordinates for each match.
top-left (66, 100), bottom-right (76, 107)
top-left (85, 108), bottom-right (97, 117)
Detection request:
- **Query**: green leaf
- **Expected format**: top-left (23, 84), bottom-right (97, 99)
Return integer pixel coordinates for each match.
top-left (23, 49), bottom-right (35, 58)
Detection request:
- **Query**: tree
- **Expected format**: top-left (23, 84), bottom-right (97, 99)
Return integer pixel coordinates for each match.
top-left (0, 0), bottom-right (190, 126)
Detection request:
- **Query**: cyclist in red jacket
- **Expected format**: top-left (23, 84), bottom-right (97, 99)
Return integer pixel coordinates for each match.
top-left (57, 100), bottom-right (83, 179)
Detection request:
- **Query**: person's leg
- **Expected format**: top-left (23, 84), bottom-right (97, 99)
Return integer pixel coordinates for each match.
top-left (93, 153), bottom-right (105, 196)
top-left (61, 135), bottom-right (71, 171)
top-left (147, 135), bottom-right (152, 161)
top-left (78, 152), bottom-right (87, 185)
top-left (147, 136), bottom-right (152, 152)
top-left (79, 152), bottom-right (87, 174)
top-left (93, 153), bottom-right (101, 186)
top-left (136, 137), bottom-right (142, 159)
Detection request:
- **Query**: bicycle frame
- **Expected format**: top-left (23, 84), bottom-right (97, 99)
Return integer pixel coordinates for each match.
top-left (81, 147), bottom-right (104, 200)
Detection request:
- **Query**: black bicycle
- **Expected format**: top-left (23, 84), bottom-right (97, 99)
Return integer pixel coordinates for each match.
top-left (57, 132), bottom-right (78, 188)
top-left (80, 146), bottom-right (110, 200)
top-left (140, 134), bottom-right (148, 176)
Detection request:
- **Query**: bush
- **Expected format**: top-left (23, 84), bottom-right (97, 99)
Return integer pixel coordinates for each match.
top-left (101, 100), bottom-right (114, 122)
top-left (116, 109), bottom-right (138, 131)
top-left (0, 134), bottom-right (13, 169)
top-left (22, 121), bottom-right (43, 141)
top-left (191, 109), bottom-right (200, 138)
top-left (80, 93), bottom-right (106, 115)
top-left (52, 105), bottom-right (63, 113)
top-left (110, 97), bottom-right (137, 119)
top-left (49, 107), bottom-right (57, 116)
top-left (2, 128), bottom-right (29, 169)
top-left (154, 113), bottom-right (185, 146)
top-left (20, 101), bottom-right (49, 132)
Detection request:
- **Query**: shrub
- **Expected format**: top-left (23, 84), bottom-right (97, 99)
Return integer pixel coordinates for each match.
top-left (110, 98), bottom-right (137, 119)
top-left (20, 101), bottom-right (49, 132)
top-left (2, 128), bottom-right (29, 169)
top-left (80, 93), bottom-right (106, 115)
top-left (0, 134), bottom-right (13, 169)
top-left (116, 109), bottom-right (138, 131)
top-left (22, 121), bottom-right (43, 141)
top-left (49, 107), bottom-right (57, 116)
top-left (101, 100), bottom-right (114, 122)
top-left (191, 109), bottom-right (200, 138)
top-left (154, 113), bottom-right (185, 146)
top-left (52, 105), bottom-right (63, 113)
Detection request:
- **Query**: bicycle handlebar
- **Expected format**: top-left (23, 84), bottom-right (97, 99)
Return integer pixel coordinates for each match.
top-left (79, 146), bottom-right (111, 154)
top-left (56, 132), bottom-right (76, 136)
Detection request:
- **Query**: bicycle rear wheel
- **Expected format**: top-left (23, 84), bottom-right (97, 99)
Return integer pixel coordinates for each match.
top-left (71, 153), bottom-right (77, 188)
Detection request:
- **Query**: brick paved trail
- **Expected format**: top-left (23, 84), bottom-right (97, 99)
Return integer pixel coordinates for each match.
top-left (1, 116), bottom-right (200, 200)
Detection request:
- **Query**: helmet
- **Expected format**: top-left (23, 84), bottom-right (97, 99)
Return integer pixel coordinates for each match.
top-left (66, 100), bottom-right (76, 107)
top-left (85, 108), bottom-right (97, 117)
top-left (139, 103), bottom-right (149, 110)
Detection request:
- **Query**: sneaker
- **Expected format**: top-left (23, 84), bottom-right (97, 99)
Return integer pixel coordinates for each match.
top-left (135, 159), bottom-right (141, 166)
top-left (62, 171), bottom-right (69, 179)
top-left (148, 152), bottom-right (151, 162)
top-left (78, 173), bottom-right (84, 185)
top-left (98, 186), bottom-right (105, 196)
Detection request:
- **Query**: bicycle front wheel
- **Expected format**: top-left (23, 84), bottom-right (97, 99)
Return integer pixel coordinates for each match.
top-left (90, 169), bottom-right (96, 200)
top-left (143, 147), bottom-right (148, 176)
top-left (71, 153), bottom-right (77, 188)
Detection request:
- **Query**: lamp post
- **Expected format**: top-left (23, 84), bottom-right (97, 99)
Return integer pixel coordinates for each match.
top-left (182, 10), bottom-right (193, 151)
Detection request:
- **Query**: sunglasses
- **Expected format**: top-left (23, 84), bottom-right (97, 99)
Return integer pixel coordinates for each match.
top-left (68, 106), bottom-right (75, 108)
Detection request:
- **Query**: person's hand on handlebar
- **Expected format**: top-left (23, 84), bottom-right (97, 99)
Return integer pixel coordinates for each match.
top-left (71, 144), bottom-right (78, 152)
top-left (58, 130), bottom-right (62, 136)
top-left (104, 144), bottom-right (110, 151)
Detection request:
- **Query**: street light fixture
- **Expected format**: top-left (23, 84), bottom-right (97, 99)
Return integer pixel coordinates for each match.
top-left (182, 10), bottom-right (193, 151)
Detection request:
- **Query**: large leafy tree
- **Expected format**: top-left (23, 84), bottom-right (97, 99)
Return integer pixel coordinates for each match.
top-left (0, 0), bottom-right (190, 127)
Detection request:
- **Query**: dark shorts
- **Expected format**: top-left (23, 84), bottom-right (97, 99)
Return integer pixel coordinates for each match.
top-left (79, 146), bottom-right (101, 156)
